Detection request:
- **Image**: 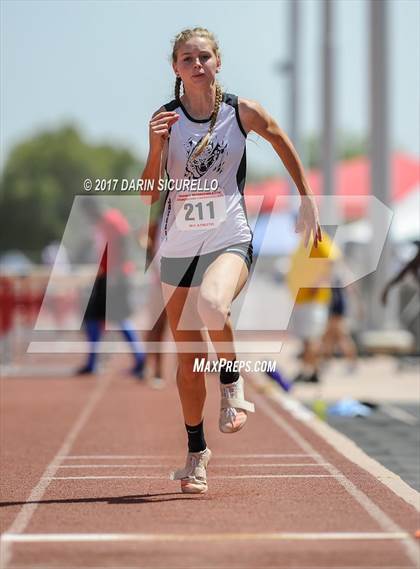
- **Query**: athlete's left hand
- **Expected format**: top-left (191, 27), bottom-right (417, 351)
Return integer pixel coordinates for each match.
top-left (295, 194), bottom-right (322, 248)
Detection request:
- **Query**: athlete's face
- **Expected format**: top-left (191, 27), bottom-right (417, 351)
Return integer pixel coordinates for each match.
top-left (173, 36), bottom-right (220, 88)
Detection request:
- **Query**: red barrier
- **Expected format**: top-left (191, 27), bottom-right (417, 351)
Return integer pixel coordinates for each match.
top-left (0, 277), bottom-right (15, 336)
top-left (17, 279), bottom-right (43, 325)
top-left (0, 273), bottom-right (84, 340)
top-left (0, 277), bottom-right (44, 336)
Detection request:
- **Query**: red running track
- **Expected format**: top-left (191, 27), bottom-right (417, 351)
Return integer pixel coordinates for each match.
top-left (1, 366), bottom-right (419, 568)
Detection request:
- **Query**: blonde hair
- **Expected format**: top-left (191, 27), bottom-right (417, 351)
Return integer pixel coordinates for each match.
top-left (172, 28), bottom-right (222, 159)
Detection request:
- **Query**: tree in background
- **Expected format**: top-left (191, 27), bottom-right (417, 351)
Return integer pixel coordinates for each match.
top-left (0, 124), bottom-right (367, 258)
top-left (244, 131), bottom-right (368, 182)
top-left (0, 125), bottom-right (144, 260)
top-left (303, 132), bottom-right (368, 169)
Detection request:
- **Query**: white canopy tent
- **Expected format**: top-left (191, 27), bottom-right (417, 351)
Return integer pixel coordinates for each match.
top-left (336, 186), bottom-right (420, 245)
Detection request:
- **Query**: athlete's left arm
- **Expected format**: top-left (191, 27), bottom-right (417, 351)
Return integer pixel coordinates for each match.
top-left (239, 98), bottom-right (322, 247)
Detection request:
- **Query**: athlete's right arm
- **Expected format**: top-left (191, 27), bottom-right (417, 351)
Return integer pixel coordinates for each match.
top-left (139, 107), bottom-right (179, 205)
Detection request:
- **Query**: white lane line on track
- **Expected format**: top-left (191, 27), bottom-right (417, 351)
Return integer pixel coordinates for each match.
top-left (58, 463), bottom-right (331, 468)
top-left (0, 376), bottom-right (112, 569)
top-left (5, 566), bottom-right (414, 569)
top-left (62, 453), bottom-right (316, 459)
top-left (1, 532), bottom-right (411, 543)
top-left (5, 566), bottom-right (415, 569)
top-left (381, 405), bottom-right (419, 426)
top-left (45, 475), bottom-right (341, 480)
top-left (247, 380), bottom-right (420, 567)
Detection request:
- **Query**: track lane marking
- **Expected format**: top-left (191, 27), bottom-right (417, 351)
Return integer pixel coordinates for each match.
top-left (4, 565), bottom-right (411, 569)
top-left (0, 376), bottom-right (112, 569)
top-left (62, 454), bottom-right (316, 459)
top-left (4, 566), bottom-right (414, 569)
top-left (58, 463), bottom-right (330, 468)
top-left (381, 405), bottom-right (419, 426)
top-left (247, 378), bottom-right (420, 566)
top-left (45, 474), bottom-right (342, 480)
top-left (1, 532), bottom-right (411, 543)
top-left (249, 373), bottom-right (420, 510)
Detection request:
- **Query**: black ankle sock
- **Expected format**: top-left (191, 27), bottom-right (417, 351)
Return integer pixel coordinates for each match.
top-left (220, 360), bottom-right (240, 385)
top-left (185, 420), bottom-right (207, 453)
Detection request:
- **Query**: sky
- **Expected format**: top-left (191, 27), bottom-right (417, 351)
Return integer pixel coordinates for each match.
top-left (1, 0), bottom-right (419, 176)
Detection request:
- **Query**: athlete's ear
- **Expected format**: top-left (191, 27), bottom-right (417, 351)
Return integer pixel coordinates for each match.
top-left (172, 62), bottom-right (179, 77)
top-left (216, 56), bottom-right (221, 73)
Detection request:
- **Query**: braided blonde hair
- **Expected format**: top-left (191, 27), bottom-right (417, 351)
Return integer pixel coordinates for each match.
top-left (172, 28), bottom-right (223, 159)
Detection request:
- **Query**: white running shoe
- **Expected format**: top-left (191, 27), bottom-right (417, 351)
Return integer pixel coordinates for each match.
top-left (219, 375), bottom-right (255, 434)
top-left (170, 448), bottom-right (212, 494)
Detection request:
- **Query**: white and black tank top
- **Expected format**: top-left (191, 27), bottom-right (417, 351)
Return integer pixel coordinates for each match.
top-left (159, 92), bottom-right (252, 258)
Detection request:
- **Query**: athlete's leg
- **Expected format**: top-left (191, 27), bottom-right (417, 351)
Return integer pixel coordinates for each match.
top-left (78, 276), bottom-right (105, 374)
top-left (334, 316), bottom-right (358, 363)
top-left (197, 253), bottom-right (255, 433)
top-left (303, 337), bottom-right (322, 370)
top-left (144, 310), bottom-right (167, 379)
top-left (78, 318), bottom-right (103, 373)
top-left (197, 252), bottom-right (249, 361)
top-left (161, 283), bottom-right (207, 426)
top-left (322, 316), bottom-right (339, 360)
top-left (120, 319), bottom-right (146, 375)
top-left (163, 282), bottom-right (211, 493)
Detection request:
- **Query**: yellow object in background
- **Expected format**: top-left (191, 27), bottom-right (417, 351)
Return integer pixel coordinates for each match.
top-left (286, 233), bottom-right (342, 305)
top-left (312, 399), bottom-right (328, 421)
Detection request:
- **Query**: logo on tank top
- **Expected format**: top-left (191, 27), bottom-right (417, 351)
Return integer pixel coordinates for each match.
top-left (184, 136), bottom-right (228, 179)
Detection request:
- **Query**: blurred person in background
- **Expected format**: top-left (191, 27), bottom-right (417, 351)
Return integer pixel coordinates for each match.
top-left (77, 199), bottom-right (146, 377)
top-left (41, 241), bottom-right (74, 328)
top-left (382, 241), bottom-right (420, 305)
top-left (321, 275), bottom-right (360, 373)
top-left (382, 241), bottom-right (420, 350)
top-left (137, 201), bottom-right (168, 389)
top-left (41, 241), bottom-right (71, 274)
top-left (287, 232), bottom-right (340, 384)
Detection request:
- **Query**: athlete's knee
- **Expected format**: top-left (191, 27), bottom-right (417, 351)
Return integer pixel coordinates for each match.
top-left (197, 290), bottom-right (230, 329)
top-left (178, 353), bottom-right (207, 383)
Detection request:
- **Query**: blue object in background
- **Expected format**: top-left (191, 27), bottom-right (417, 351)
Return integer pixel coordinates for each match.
top-left (265, 368), bottom-right (293, 392)
top-left (328, 399), bottom-right (372, 418)
top-left (250, 212), bottom-right (299, 257)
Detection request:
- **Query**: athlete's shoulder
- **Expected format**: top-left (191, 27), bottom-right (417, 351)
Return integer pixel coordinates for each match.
top-left (238, 98), bottom-right (265, 121)
top-left (238, 98), bottom-right (276, 136)
top-left (222, 92), bottom-right (239, 107)
top-left (222, 93), bottom-right (247, 137)
top-left (162, 99), bottom-right (180, 112)
top-left (151, 100), bottom-right (180, 118)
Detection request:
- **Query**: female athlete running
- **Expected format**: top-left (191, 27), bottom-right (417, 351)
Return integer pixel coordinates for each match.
top-left (140, 27), bottom-right (321, 494)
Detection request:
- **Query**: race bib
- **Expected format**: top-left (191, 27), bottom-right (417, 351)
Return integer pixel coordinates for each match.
top-left (174, 190), bottom-right (226, 231)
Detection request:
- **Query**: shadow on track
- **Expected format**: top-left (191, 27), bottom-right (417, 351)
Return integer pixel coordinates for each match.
top-left (0, 492), bottom-right (208, 508)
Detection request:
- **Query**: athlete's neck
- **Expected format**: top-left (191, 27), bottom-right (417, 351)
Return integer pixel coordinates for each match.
top-left (180, 86), bottom-right (216, 120)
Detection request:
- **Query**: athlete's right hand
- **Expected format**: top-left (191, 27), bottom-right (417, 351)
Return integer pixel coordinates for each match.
top-left (149, 111), bottom-right (179, 151)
